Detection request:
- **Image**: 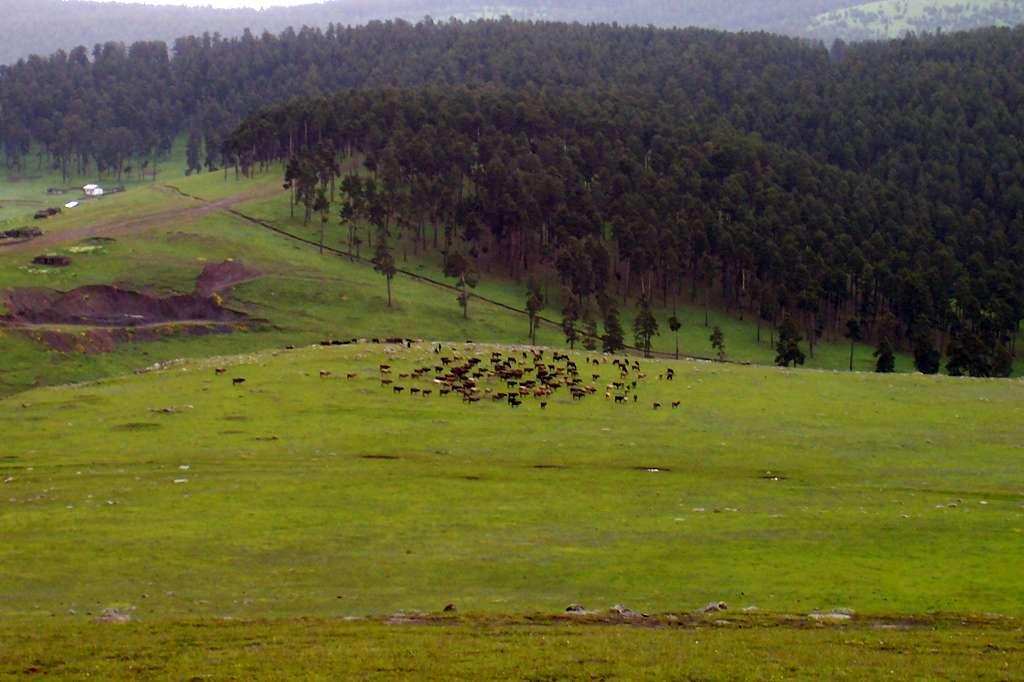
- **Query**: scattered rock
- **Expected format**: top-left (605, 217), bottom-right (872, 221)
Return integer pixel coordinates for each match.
top-left (565, 603), bottom-right (588, 614)
top-left (809, 612), bottom-right (852, 622)
top-left (702, 601), bottom-right (728, 613)
top-left (609, 604), bottom-right (637, 617)
top-left (32, 255), bottom-right (71, 267)
top-left (96, 608), bottom-right (133, 623)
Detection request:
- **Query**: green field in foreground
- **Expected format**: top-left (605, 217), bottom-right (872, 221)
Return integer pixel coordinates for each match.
top-left (2, 343), bottom-right (1022, 622)
top-left (2, 616), bottom-right (1022, 680)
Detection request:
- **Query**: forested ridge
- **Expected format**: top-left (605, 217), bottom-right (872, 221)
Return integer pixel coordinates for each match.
top-left (0, 0), bottom-right (961, 66)
top-left (2, 19), bottom-right (1023, 374)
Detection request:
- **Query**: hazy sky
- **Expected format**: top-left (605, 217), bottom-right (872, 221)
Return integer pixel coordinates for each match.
top-left (80, 1), bottom-right (318, 7)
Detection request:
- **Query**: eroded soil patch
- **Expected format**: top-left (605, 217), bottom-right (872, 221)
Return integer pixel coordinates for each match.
top-left (3, 285), bottom-right (244, 327)
top-left (1, 268), bottom-right (256, 353)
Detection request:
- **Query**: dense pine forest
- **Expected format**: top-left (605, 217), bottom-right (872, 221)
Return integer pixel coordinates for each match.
top-left (2, 20), bottom-right (1023, 374)
top-left (0, 0), bottom-right (971, 66)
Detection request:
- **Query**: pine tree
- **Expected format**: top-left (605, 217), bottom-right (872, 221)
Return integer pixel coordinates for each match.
top-left (526, 279), bottom-right (544, 345)
top-left (874, 338), bottom-right (896, 373)
top-left (668, 315), bottom-right (682, 359)
top-left (775, 316), bottom-right (806, 367)
top-left (444, 252), bottom-right (477, 320)
top-left (373, 226), bottom-right (396, 308)
top-left (844, 319), bottom-right (862, 371)
top-left (602, 305), bottom-right (625, 354)
top-left (633, 295), bottom-right (660, 358)
top-left (710, 326), bottom-right (726, 361)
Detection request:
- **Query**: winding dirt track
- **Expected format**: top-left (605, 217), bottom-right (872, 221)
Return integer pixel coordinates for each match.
top-left (0, 183), bottom-right (283, 253)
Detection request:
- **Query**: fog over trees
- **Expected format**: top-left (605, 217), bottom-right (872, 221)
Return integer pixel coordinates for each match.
top-left (2, 0), bottom-right (1023, 65)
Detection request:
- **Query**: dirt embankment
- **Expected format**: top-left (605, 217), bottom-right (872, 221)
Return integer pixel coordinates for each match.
top-left (4, 285), bottom-right (245, 327)
top-left (1, 261), bottom-right (259, 353)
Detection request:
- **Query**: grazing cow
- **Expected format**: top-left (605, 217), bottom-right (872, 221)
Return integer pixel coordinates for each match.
top-left (410, 388), bottom-right (421, 396)
top-left (540, 402), bottom-right (548, 409)
top-left (653, 402), bottom-right (662, 409)
top-left (232, 378), bottom-right (246, 386)
top-left (381, 379), bottom-right (394, 386)
top-left (672, 401), bottom-right (681, 408)
top-left (439, 388), bottom-right (451, 396)
top-left (592, 374), bottom-right (600, 381)
top-left (285, 345), bottom-right (296, 350)
top-left (422, 390), bottom-right (432, 397)
top-left (393, 386), bottom-right (405, 394)
top-left (347, 373), bottom-right (357, 379)
top-left (614, 395), bottom-right (626, 404)
top-left (214, 368), bottom-right (227, 375)
top-left (319, 371), bottom-right (332, 378)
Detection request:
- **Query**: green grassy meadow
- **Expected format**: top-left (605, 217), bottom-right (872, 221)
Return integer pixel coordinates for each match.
top-left (1, 343), bottom-right (1023, 676)
top-left (2, 162), bottom-right (1024, 677)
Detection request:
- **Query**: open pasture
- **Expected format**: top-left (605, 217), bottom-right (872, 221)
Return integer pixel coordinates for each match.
top-left (2, 342), bottom-right (1022, 622)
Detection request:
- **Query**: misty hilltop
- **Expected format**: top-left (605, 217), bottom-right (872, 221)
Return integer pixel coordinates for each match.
top-left (2, 0), bottom-right (1024, 65)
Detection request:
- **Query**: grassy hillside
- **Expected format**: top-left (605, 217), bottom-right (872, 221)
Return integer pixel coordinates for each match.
top-left (0, 163), bottom-right (942, 398)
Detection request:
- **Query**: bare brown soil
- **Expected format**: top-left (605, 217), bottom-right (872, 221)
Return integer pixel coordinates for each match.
top-left (3, 285), bottom-right (244, 327)
top-left (1, 258), bottom-right (258, 353)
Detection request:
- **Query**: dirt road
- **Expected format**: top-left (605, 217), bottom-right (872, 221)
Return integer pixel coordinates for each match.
top-left (0, 183), bottom-right (283, 253)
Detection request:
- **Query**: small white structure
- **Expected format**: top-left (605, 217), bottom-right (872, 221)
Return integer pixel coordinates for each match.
top-left (83, 184), bottom-right (99, 192)
top-left (64, 201), bottom-right (80, 209)
top-left (85, 187), bottom-right (105, 197)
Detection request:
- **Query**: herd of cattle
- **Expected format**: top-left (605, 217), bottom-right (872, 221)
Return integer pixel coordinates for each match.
top-left (217, 342), bottom-right (685, 409)
top-left (368, 345), bottom-right (681, 409)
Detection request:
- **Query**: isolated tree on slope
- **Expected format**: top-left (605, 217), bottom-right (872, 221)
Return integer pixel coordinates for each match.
top-left (844, 319), bottom-right (863, 371)
top-left (710, 325), bottom-right (726, 361)
top-left (874, 338), bottom-right (896, 373)
top-left (526, 278), bottom-right (544, 345)
top-left (633, 295), bottom-right (660, 358)
top-left (313, 188), bottom-right (330, 256)
top-left (444, 252), bottom-right (477, 320)
top-left (775, 316), bottom-right (806, 367)
top-left (603, 305), bottom-right (625, 354)
top-left (373, 226), bottom-right (396, 308)
top-left (186, 127), bottom-right (202, 176)
top-left (668, 315), bottom-right (682, 359)
top-left (562, 298), bottom-right (580, 350)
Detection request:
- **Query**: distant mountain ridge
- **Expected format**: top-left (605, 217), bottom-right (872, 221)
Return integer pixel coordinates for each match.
top-left (1, 0), bottom-right (1022, 65)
